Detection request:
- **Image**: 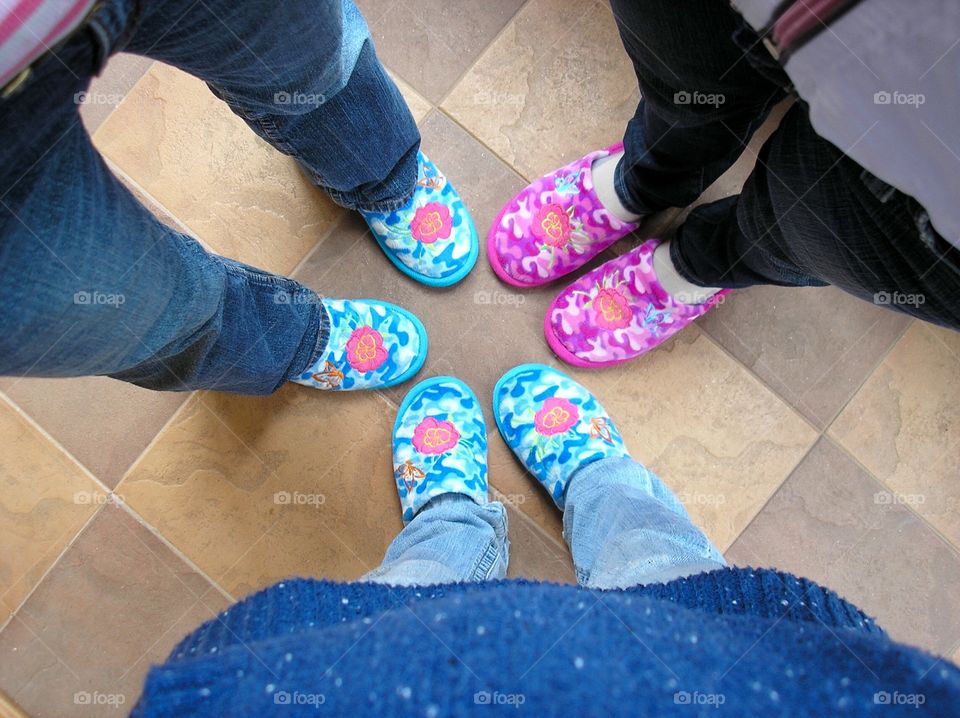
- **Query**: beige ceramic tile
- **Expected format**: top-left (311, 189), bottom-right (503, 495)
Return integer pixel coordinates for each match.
top-left (79, 54), bottom-right (154, 135)
top-left (0, 375), bottom-right (187, 488)
top-left (727, 437), bottom-right (960, 657)
top-left (565, 328), bottom-right (819, 552)
top-left (365, 0), bottom-right (529, 103)
top-left (442, 0), bottom-right (639, 180)
top-left (0, 504), bottom-right (227, 717)
top-left (117, 386), bottom-right (405, 597)
top-left (830, 322), bottom-right (960, 547)
top-left (0, 396), bottom-right (103, 625)
top-left (93, 62), bottom-right (343, 275)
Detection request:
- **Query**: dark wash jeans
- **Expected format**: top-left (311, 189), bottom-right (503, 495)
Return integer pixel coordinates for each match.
top-left (611, 0), bottom-right (960, 328)
top-left (0, 0), bottom-right (420, 394)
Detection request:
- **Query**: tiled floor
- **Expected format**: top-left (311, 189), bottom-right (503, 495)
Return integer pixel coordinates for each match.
top-left (2, 2), bottom-right (959, 715)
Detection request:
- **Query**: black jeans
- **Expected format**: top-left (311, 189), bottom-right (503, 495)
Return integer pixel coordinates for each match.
top-left (610, 0), bottom-right (960, 329)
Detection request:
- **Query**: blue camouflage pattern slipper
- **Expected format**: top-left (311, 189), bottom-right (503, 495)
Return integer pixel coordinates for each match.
top-left (361, 151), bottom-right (478, 287)
top-left (292, 298), bottom-right (427, 391)
top-left (393, 376), bottom-right (488, 523)
top-left (493, 363), bottom-right (630, 509)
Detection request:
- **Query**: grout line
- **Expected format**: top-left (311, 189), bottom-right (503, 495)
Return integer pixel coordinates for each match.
top-left (113, 497), bottom-right (236, 603)
top-left (434, 0), bottom-right (537, 111)
top-left (0, 391), bottom-right (112, 494)
top-left (722, 436), bottom-right (823, 556)
top-left (821, 317), bottom-right (914, 437)
top-left (0, 504), bottom-right (105, 635)
top-left (88, 57), bottom-right (158, 131)
top-left (114, 391), bottom-right (197, 487)
top-left (826, 433), bottom-right (960, 562)
top-left (435, 107), bottom-right (533, 182)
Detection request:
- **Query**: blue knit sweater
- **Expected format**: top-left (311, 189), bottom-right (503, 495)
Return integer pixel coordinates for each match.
top-left (133, 568), bottom-right (960, 716)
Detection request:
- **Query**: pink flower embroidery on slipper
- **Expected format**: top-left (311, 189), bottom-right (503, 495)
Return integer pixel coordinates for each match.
top-left (592, 286), bottom-right (632, 329)
top-left (411, 202), bottom-right (452, 244)
top-left (534, 397), bottom-right (579, 436)
top-left (412, 417), bottom-right (460, 454)
top-left (531, 204), bottom-right (572, 248)
top-left (346, 326), bottom-right (388, 373)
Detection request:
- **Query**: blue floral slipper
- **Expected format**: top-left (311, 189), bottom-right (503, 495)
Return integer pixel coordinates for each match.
top-left (493, 363), bottom-right (630, 509)
top-left (393, 377), bottom-right (488, 524)
top-left (291, 298), bottom-right (427, 391)
top-left (360, 151), bottom-right (478, 287)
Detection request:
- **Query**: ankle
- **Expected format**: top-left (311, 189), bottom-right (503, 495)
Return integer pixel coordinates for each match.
top-left (591, 151), bottom-right (642, 224)
top-left (653, 240), bottom-right (721, 305)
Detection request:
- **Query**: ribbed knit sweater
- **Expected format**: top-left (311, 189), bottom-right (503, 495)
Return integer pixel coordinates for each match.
top-left (132, 568), bottom-right (960, 716)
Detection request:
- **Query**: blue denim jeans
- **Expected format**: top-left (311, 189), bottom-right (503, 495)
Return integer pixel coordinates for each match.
top-left (610, 0), bottom-right (960, 328)
top-left (365, 457), bottom-right (725, 588)
top-left (0, 0), bottom-right (420, 393)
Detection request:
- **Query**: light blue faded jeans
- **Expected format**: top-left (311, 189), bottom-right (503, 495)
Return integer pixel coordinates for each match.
top-left (364, 457), bottom-right (726, 588)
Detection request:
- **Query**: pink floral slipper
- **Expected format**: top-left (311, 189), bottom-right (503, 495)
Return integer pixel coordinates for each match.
top-left (545, 239), bottom-right (730, 367)
top-left (486, 143), bottom-right (639, 287)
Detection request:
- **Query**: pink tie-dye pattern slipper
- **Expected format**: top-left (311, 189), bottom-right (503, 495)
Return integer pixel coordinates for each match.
top-left (487, 143), bottom-right (640, 287)
top-left (544, 239), bottom-right (730, 368)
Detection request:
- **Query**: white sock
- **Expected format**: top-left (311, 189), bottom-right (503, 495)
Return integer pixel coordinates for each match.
top-left (653, 240), bottom-right (722, 305)
top-left (591, 151), bottom-right (642, 223)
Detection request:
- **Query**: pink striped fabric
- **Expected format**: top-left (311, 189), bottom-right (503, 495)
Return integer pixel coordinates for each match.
top-left (0, 0), bottom-right (95, 89)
